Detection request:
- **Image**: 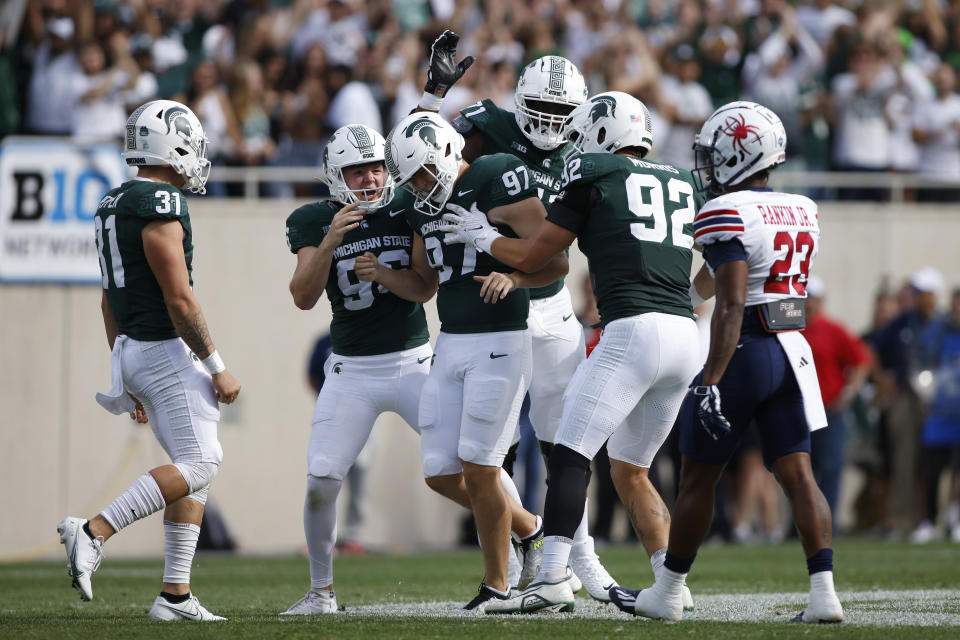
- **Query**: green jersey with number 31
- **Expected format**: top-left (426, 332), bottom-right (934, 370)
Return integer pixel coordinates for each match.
top-left (554, 154), bottom-right (704, 325)
top-left (285, 193), bottom-right (429, 356)
top-left (406, 154), bottom-right (534, 334)
top-left (94, 178), bottom-right (193, 341)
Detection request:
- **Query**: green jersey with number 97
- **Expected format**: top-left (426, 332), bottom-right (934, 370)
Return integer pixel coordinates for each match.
top-left (552, 154), bottom-right (704, 325)
top-left (94, 178), bottom-right (193, 341)
top-left (285, 192), bottom-right (429, 356)
top-left (405, 154), bottom-right (533, 334)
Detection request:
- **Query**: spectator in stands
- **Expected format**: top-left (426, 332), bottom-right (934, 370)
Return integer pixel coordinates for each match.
top-left (25, 16), bottom-right (79, 135)
top-left (69, 37), bottom-right (138, 144)
top-left (829, 40), bottom-right (897, 198)
top-left (913, 63), bottom-right (960, 201)
top-left (228, 61), bottom-right (276, 167)
top-left (123, 34), bottom-right (159, 113)
top-left (176, 59), bottom-right (244, 195)
top-left (872, 267), bottom-right (945, 537)
top-left (796, 0), bottom-right (856, 48)
top-left (801, 275), bottom-right (873, 530)
top-left (659, 43), bottom-right (713, 170)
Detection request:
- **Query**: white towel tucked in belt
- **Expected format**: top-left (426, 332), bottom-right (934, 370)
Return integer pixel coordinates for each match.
top-left (776, 331), bottom-right (828, 431)
top-left (95, 335), bottom-right (137, 415)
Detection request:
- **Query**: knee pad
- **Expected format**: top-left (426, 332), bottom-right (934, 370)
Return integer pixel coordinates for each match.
top-left (173, 461), bottom-right (218, 494)
top-left (422, 451), bottom-right (462, 478)
top-left (185, 485), bottom-right (209, 505)
top-left (306, 475), bottom-right (342, 512)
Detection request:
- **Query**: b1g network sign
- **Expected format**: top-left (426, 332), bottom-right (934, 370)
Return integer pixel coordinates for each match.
top-left (0, 137), bottom-right (130, 283)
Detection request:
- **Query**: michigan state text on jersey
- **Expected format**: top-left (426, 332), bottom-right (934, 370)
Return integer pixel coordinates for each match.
top-left (286, 194), bottom-right (429, 356)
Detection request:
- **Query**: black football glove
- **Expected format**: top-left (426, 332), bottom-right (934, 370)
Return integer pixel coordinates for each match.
top-left (690, 384), bottom-right (732, 440)
top-left (423, 30), bottom-right (475, 98)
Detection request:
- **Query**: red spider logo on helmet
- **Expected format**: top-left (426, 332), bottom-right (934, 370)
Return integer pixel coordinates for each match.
top-left (721, 113), bottom-right (760, 157)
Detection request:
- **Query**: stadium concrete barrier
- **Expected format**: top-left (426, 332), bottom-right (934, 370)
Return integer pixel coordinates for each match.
top-left (1, 199), bottom-right (956, 559)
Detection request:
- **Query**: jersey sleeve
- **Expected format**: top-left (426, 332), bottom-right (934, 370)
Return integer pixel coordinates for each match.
top-left (547, 181), bottom-right (594, 235)
top-left (484, 155), bottom-right (539, 209)
top-left (285, 204), bottom-right (328, 254)
top-left (459, 99), bottom-right (496, 129)
top-left (693, 197), bottom-right (745, 245)
top-left (134, 183), bottom-right (188, 220)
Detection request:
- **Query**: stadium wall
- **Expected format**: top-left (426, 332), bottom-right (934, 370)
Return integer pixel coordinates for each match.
top-left (1, 199), bottom-right (955, 560)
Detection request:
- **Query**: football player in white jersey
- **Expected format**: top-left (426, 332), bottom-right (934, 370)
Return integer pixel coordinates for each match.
top-left (609, 102), bottom-right (843, 624)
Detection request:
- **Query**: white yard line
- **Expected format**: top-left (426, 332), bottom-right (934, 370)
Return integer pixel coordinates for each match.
top-left (344, 589), bottom-right (960, 626)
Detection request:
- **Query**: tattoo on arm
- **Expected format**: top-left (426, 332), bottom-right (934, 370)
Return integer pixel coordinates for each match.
top-left (172, 309), bottom-right (214, 359)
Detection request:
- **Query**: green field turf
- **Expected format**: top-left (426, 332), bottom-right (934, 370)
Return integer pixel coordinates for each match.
top-left (1, 540), bottom-right (959, 639)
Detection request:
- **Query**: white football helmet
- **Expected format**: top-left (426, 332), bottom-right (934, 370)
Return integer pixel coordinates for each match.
top-left (385, 112), bottom-right (464, 216)
top-left (123, 100), bottom-right (210, 194)
top-left (514, 56), bottom-right (588, 150)
top-left (693, 101), bottom-right (786, 194)
top-left (563, 91), bottom-right (654, 160)
top-left (321, 124), bottom-right (394, 210)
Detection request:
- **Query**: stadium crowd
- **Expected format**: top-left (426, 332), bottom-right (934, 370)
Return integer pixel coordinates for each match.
top-left (2, 0), bottom-right (960, 198)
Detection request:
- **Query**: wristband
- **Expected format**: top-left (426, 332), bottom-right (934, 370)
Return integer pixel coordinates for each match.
top-left (418, 91), bottom-right (444, 111)
top-left (474, 229), bottom-right (502, 254)
top-left (689, 281), bottom-right (705, 308)
top-left (202, 350), bottom-right (226, 375)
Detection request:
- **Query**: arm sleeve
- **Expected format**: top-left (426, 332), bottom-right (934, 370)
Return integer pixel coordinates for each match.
top-left (702, 238), bottom-right (747, 270)
top-left (285, 206), bottom-right (327, 254)
top-left (693, 205), bottom-right (745, 245)
top-left (547, 182), bottom-right (595, 235)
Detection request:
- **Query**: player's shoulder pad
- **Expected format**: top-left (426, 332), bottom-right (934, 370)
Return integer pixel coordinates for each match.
top-left (284, 201), bottom-right (336, 253)
top-left (459, 98), bottom-right (498, 128)
top-left (134, 182), bottom-right (187, 220)
top-left (693, 193), bottom-right (746, 245)
top-left (473, 153), bottom-right (536, 205)
top-left (560, 153), bottom-right (620, 189)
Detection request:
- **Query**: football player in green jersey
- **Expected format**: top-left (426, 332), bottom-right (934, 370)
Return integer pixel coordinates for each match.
top-left (419, 31), bottom-right (615, 600)
top-left (442, 92), bottom-right (703, 614)
top-left (58, 100), bottom-right (241, 621)
top-left (282, 124), bottom-right (439, 615)
top-left (386, 111), bottom-right (569, 610)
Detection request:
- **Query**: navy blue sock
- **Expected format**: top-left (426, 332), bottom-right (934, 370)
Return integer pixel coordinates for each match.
top-left (664, 552), bottom-right (696, 575)
top-left (160, 591), bottom-right (190, 604)
top-left (806, 548), bottom-right (833, 575)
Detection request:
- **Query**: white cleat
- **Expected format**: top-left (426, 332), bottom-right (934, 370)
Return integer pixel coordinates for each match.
top-left (792, 591), bottom-right (843, 624)
top-left (57, 517), bottom-right (103, 601)
top-left (485, 578), bottom-right (575, 615)
top-left (148, 594), bottom-right (226, 621)
top-left (280, 589), bottom-right (339, 615)
top-left (609, 583), bottom-right (683, 621)
top-left (569, 547), bottom-right (617, 602)
top-left (565, 566), bottom-right (582, 594)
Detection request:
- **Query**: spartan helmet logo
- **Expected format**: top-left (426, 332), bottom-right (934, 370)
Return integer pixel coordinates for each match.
top-left (589, 95), bottom-right (617, 124)
top-left (404, 118), bottom-right (440, 149)
top-left (164, 106), bottom-right (193, 139)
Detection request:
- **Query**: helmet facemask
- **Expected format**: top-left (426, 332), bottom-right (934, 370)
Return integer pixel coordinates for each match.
top-left (514, 56), bottom-right (588, 151)
top-left (385, 113), bottom-right (464, 217)
top-left (123, 100), bottom-right (211, 194)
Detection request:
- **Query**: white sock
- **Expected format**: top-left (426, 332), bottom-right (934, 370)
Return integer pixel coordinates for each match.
top-left (500, 468), bottom-right (523, 506)
top-left (572, 498), bottom-right (590, 545)
top-left (650, 547), bottom-right (667, 577)
top-left (101, 473), bottom-right (167, 532)
top-left (536, 535), bottom-right (572, 583)
top-left (304, 475), bottom-right (342, 590)
top-left (657, 566), bottom-right (686, 597)
top-left (162, 520), bottom-right (201, 584)
top-left (810, 570), bottom-right (836, 596)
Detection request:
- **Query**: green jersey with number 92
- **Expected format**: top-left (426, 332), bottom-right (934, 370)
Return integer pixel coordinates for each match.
top-left (285, 193), bottom-right (429, 356)
top-left (406, 154), bottom-right (533, 334)
top-left (553, 154), bottom-right (704, 325)
top-left (94, 178), bottom-right (193, 341)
